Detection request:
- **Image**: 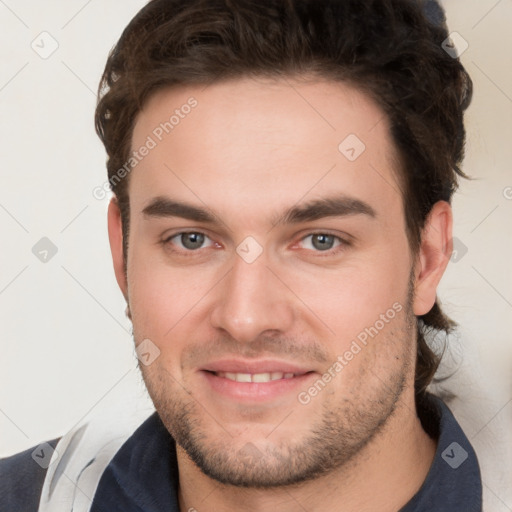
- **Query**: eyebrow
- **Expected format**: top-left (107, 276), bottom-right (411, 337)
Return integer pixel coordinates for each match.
top-left (141, 194), bottom-right (376, 225)
top-left (275, 195), bottom-right (376, 225)
top-left (142, 197), bottom-right (217, 223)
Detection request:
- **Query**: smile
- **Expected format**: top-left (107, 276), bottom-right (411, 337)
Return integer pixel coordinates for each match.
top-left (213, 371), bottom-right (297, 383)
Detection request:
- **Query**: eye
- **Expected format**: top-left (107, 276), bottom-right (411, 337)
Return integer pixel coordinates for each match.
top-left (299, 233), bottom-right (344, 252)
top-left (165, 232), bottom-right (214, 251)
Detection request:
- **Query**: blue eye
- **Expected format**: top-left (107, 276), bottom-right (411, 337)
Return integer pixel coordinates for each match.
top-left (166, 232), bottom-right (214, 251)
top-left (300, 234), bottom-right (343, 251)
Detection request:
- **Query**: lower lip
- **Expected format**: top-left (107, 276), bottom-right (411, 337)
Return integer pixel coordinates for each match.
top-left (200, 370), bottom-right (317, 402)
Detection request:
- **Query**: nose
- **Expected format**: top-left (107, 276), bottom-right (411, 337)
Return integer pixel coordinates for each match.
top-left (209, 251), bottom-right (295, 344)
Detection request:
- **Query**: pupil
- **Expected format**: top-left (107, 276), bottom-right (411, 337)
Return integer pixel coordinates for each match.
top-left (312, 234), bottom-right (334, 251)
top-left (182, 233), bottom-right (204, 249)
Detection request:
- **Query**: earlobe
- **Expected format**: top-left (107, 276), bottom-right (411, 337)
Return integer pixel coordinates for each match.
top-left (107, 198), bottom-right (128, 301)
top-left (413, 201), bottom-right (453, 316)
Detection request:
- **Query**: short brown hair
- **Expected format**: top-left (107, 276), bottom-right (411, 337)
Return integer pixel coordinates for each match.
top-left (95, 0), bottom-right (472, 402)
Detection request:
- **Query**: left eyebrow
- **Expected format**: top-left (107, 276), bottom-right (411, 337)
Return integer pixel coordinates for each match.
top-left (273, 195), bottom-right (377, 225)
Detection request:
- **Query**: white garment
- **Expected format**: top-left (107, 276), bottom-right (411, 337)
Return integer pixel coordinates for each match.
top-left (38, 404), bottom-right (153, 512)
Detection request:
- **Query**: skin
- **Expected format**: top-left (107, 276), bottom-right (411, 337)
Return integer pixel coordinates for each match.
top-left (107, 76), bottom-right (453, 512)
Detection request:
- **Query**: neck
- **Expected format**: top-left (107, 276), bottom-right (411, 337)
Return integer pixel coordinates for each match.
top-left (177, 388), bottom-right (437, 512)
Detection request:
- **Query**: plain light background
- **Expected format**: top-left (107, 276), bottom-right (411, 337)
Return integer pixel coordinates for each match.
top-left (0, 0), bottom-right (511, 510)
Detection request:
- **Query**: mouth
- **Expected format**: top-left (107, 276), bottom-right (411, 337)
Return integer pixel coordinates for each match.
top-left (206, 370), bottom-right (307, 383)
top-left (199, 360), bottom-right (317, 401)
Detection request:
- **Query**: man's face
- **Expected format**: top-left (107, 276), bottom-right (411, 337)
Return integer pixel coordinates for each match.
top-left (118, 77), bottom-right (420, 486)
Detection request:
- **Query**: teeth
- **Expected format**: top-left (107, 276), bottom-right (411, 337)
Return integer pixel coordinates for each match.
top-left (215, 371), bottom-right (297, 382)
top-left (252, 373), bottom-right (271, 383)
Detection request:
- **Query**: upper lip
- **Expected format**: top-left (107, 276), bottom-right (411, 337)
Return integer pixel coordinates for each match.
top-left (201, 359), bottom-right (314, 375)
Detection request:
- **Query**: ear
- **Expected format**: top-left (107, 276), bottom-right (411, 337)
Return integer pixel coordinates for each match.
top-left (413, 201), bottom-right (453, 316)
top-left (107, 197), bottom-right (128, 301)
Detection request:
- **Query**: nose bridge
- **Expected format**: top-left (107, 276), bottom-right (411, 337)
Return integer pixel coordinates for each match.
top-left (210, 252), bottom-right (294, 343)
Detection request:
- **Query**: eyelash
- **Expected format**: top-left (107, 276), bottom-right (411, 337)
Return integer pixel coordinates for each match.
top-left (161, 231), bottom-right (351, 256)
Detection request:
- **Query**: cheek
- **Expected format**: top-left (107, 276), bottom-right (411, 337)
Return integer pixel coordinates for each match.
top-left (297, 251), bottom-right (409, 326)
top-left (127, 248), bottom-right (237, 382)
top-left (126, 245), bottom-right (209, 342)
top-left (316, 294), bottom-right (413, 401)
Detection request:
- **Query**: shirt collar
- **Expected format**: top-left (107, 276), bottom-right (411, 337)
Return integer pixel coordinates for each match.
top-left (399, 392), bottom-right (482, 511)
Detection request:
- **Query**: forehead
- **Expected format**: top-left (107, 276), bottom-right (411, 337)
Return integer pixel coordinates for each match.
top-left (129, 76), bottom-right (403, 224)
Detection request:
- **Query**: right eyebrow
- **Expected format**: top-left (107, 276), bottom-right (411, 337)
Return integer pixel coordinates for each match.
top-left (142, 197), bottom-right (217, 223)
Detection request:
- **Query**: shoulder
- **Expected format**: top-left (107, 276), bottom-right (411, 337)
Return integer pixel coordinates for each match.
top-left (0, 439), bottom-right (60, 512)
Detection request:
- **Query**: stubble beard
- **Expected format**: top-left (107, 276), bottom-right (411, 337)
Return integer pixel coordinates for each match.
top-left (139, 299), bottom-right (416, 488)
